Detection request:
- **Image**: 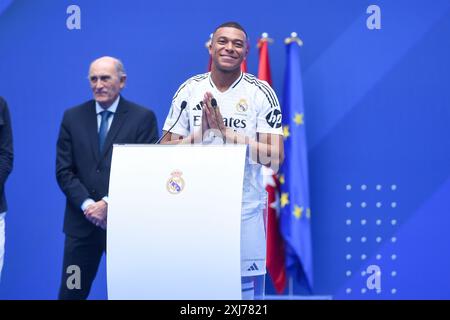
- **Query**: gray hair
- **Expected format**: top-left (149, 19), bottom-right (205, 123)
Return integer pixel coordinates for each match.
top-left (89, 56), bottom-right (127, 78)
top-left (114, 58), bottom-right (126, 78)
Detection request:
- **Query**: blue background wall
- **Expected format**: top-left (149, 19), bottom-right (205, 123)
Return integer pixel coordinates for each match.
top-left (0, 0), bottom-right (449, 299)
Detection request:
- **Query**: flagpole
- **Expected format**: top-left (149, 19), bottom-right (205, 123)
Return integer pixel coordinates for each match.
top-left (284, 32), bottom-right (303, 46)
top-left (289, 275), bottom-right (294, 297)
top-left (286, 32), bottom-right (301, 299)
top-left (284, 32), bottom-right (303, 299)
top-left (205, 33), bottom-right (213, 72)
top-left (257, 32), bottom-right (274, 47)
top-left (205, 33), bottom-right (213, 48)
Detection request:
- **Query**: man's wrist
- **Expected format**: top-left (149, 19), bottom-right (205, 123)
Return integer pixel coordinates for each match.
top-left (81, 198), bottom-right (95, 211)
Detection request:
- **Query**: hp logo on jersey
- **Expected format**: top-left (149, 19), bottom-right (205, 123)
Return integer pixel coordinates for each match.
top-left (265, 109), bottom-right (282, 128)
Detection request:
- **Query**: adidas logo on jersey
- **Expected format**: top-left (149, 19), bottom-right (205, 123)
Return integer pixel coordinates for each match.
top-left (247, 263), bottom-right (259, 271)
top-left (192, 103), bottom-right (202, 111)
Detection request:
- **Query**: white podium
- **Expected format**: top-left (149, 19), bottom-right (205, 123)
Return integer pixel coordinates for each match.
top-left (107, 144), bottom-right (247, 300)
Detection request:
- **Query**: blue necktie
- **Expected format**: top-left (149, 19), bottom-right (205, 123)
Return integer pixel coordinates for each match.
top-left (98, 110), bottom-right (112, 153)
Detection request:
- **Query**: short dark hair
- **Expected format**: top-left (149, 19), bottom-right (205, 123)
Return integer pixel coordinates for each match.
top-left (213, 21), bottom-right (248, 40)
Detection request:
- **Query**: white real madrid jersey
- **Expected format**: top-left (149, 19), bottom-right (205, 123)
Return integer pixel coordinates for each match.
top-left (163, 72), bottom-right (283, 276)
top-left (163, 72), bottom-right (283, 203)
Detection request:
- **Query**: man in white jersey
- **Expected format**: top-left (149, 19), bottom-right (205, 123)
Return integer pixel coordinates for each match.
top-left (161, 22), bottom-right (284, 299)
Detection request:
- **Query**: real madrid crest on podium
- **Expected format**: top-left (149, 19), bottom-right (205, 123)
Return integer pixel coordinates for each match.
top-left (166, 170), bottom-right (185, 194)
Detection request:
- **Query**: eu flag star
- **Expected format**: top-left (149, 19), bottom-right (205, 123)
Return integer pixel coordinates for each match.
top-left (293, 113), bottom-right (304, 125)
top-left (283, 125), bottom-right (290, 139)
top-left (281, 193), bottom-right (290, 208)
top-left (293, 205), bottom-right (304, 219)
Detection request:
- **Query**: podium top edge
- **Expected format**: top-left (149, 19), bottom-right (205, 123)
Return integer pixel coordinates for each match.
top-left (112, 144), bottom-right (247, 149)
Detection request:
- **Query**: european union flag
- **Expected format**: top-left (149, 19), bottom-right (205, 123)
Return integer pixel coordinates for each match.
top-left (280, 33), bottom-right (313, 291)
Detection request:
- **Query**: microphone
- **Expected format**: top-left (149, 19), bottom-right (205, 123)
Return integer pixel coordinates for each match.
top-left (156, 100), bottom-right (187, 144)
top-left (211, 98), bottom-right (218, 108)
top-left (209, 98), bottom-right (225, 144)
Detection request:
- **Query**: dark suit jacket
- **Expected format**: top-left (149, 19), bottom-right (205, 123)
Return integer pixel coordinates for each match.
top-left (56, 97), bottom-right (159, 237)
top-left (0, 97), bottom-right (13, 213)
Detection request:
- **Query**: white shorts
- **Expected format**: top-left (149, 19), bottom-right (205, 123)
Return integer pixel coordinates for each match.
top-left (240, 203), bottom-right (266, 277)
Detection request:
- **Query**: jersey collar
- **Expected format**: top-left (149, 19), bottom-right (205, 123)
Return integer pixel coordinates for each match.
top-left (208, 72), bottom-right (244, 94)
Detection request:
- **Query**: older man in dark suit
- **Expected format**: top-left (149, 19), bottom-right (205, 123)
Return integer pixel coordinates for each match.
top-left (56, 56), bottom-right (158, 299)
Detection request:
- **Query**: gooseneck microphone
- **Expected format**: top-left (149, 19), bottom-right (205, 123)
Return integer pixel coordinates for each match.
top-left (211, 98), bottom-right (218, 108)
top-left (210, 98), bottom-right (225, 143)
top-left (156, 100), bottom-right (187, 144)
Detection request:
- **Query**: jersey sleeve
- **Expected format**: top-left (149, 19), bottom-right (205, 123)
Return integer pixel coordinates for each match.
top-left (255, 80), bottom-right (283, 135)
top-left (162, 80), bottom-right (191, 137)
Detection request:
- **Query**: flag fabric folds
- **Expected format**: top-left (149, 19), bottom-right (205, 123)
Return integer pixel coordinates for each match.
top-left (258, 35), bottom-right (287, 294)
top-left (279, 35), bottom-right (313, 291)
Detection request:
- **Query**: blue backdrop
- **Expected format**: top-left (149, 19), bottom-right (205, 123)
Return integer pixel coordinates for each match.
top-left (0, 0), bottom-right (449, 299)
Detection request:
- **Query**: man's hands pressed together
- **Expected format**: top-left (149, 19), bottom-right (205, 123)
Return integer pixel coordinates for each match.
top-left (84, 200), bottom-right (107, 229)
